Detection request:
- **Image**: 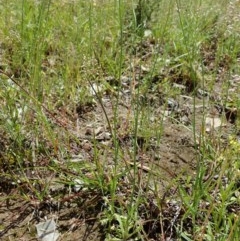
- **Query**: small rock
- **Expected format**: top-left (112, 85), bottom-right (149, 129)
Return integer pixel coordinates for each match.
top-left (197, 88), bottom-right (209, 97)
top-left (73, 178), bottom-right (85, 192)
top-left (96, 132), bottom-right (111, 141)
top-left (205, 117), bottom-right (224, 133)
top-left (167, 98), bottom-right (179, 111)
top-left (36, 219), bottom-right (60, 241)
top-left (95, 126), bottom-right (104, 135)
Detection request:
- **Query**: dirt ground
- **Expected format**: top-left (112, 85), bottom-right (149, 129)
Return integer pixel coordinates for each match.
top-left (1, 69), bottom-right (238, 240)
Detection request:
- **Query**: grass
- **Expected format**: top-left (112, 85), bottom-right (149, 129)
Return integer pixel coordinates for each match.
top-left (0, 0), bottom-right (240, 240)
